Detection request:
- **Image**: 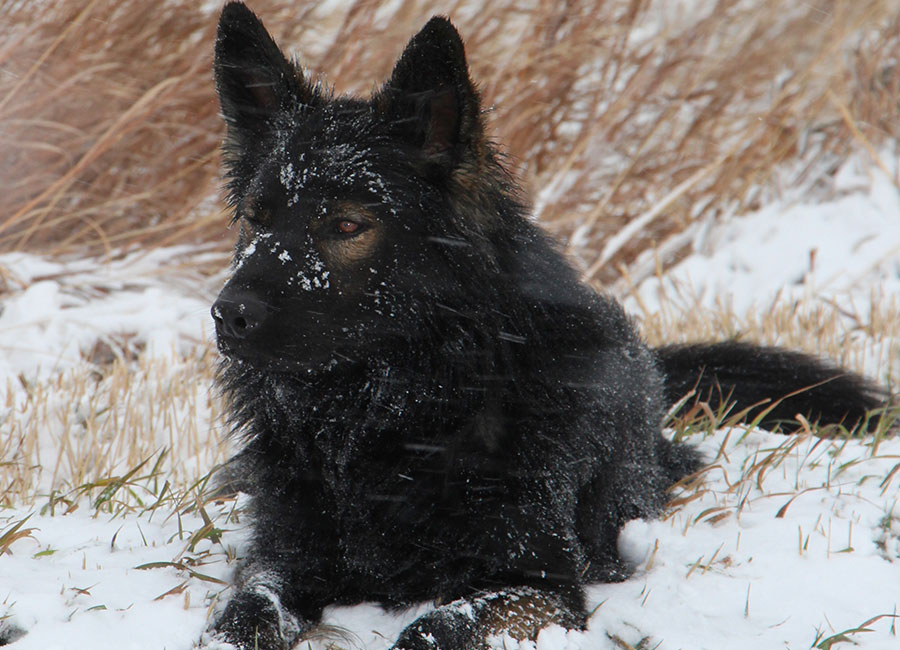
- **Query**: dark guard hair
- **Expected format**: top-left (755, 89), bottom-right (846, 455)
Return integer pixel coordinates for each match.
top-left (203, 4), bottom-right (888, 649)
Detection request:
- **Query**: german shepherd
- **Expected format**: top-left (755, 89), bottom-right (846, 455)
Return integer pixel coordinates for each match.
top-left (204, 3), bottom-right (886, 648)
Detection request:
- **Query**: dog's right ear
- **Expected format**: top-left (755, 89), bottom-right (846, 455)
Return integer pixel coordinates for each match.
top-left (376, 17), bottom-right (485, 179)
top-left (214, 2), bottom-right (312, 149)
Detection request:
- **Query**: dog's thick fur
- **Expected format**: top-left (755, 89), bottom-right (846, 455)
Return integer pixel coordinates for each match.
top-left (205, 4), bottom-right (886, 649)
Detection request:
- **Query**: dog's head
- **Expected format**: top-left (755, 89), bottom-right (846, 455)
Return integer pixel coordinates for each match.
top-left (211, 2), bottom-right (526, 370)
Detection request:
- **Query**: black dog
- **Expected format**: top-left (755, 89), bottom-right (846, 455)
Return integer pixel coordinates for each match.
top-left (205, 4), bottom-right (885, 648)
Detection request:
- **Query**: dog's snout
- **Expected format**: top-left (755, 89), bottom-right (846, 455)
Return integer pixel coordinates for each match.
top-left (211, 293), bottom-right (268, 340)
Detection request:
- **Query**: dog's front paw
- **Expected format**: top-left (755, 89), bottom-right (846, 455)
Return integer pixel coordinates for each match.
top-left (392, 606), bottom-right (479, 650)
top-left (205, 587), bottom-right (301, 650)
top-left (0, 617), bottom-right (26, 647)
top-left (197, 628), bottom-right (240, 650)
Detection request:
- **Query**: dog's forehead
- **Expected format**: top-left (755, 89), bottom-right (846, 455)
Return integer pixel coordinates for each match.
top-left (271, 107), bottom-right (399, 207)
top-left (276, 142), bottom-right (387, 204)
top-left (282, 99), bottom-right (377, 157)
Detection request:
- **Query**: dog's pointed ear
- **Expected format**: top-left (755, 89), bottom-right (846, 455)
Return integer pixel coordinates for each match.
top-left (214, 2), bottom-right (311, 148)
top-left (377, 16), bottom-right (484, 175)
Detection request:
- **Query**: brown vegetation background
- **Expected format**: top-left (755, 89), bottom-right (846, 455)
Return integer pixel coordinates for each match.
top-left (3, 0), bottom-right (900, 506)
top-left (2, 0), bottom-right (899, 284)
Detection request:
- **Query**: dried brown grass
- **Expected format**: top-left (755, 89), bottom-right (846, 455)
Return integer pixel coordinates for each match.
top-left (0, 1), bottom-right (223, 258)
top-left (632, 281), bottom-right (900, 387)
top-left (3, 0), bottom-right (900, 506)
top-left (2, 0), bottom-right (899, 281)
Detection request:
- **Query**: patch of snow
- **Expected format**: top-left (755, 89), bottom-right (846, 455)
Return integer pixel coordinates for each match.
top-left (630, 150), bottom-right (900, 317)
top-left (1, 501), bottom-right (248, 650)
top-left (0, 246), bottom-right (223, 390)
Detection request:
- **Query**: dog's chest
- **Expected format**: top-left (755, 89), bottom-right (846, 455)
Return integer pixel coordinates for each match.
top-left (306, 411), bottom-right (508, 572)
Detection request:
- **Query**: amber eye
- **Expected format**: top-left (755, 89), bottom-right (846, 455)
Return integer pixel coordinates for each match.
top-left (238, 203), bottom-right (265, 227)
top-left (337, 220), bottom-right (361, 234)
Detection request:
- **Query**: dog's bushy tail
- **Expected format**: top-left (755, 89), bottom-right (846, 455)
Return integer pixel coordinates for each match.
top-left (655, 341), bottom-right (889, 432)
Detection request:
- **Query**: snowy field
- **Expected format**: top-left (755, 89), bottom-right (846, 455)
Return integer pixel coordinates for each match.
top-left (2, 149), bottom-right (900, 649)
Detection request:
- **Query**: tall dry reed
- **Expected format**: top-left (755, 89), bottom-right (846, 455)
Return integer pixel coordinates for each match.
top-left (2, 0), bottom-right (898, 281)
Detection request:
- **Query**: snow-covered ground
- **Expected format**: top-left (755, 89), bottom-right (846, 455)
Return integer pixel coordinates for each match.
top-left (632, 149), bottom-right (900, 319)
top-left (1, 149), bottom-right (899, 649)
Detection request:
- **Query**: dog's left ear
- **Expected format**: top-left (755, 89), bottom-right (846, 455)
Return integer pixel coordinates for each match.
top-left (377, 17), bottom-right (484, 175)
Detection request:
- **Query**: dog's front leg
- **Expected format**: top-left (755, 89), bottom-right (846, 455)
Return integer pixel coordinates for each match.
top-left (202, 565), bottom-right (313, 650)
top-left (392, 586), bottom-right (586, 650)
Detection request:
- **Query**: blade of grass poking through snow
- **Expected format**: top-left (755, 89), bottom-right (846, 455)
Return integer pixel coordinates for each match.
top-left (81, 454), bottom-right (154, 514)
top-left (812, 614), bottom-right (899, 649)
top-left (0, 515), bottom-right (37, 555)
top-left (134, 561), bottom-right (227, 586)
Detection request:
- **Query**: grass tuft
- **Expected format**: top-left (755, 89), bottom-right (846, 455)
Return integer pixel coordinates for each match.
top-left (1, 346), bottom-right (228, 512)
top-left (0, 515), bottom-right (37, 555)
top-left (811, 613), bottom-right (899, 649)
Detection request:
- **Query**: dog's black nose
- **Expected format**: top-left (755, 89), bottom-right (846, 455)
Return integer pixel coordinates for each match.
top-left (211, 293), bottom-right (268, 340)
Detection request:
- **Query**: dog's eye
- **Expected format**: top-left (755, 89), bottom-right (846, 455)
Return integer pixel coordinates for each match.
top-left (240, 204), bottom-right (268, 228)
top-left (337, 220), bottom-right (362, 235)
